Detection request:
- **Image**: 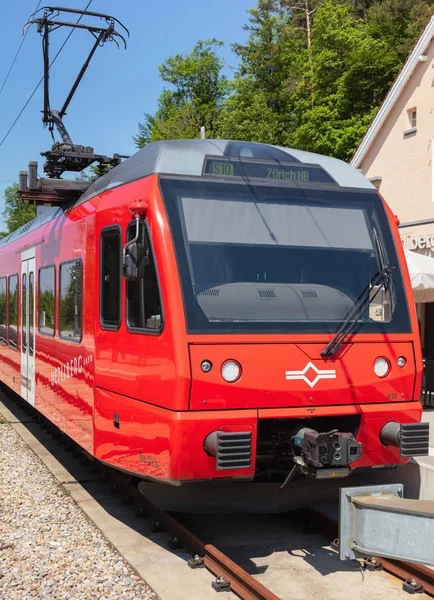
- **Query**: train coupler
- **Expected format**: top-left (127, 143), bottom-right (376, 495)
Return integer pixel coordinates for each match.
top-left (281, 428), bottom-right (362, 489)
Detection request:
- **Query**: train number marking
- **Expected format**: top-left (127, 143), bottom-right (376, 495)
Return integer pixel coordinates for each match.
top-left (139, 453), bottom-right (159, 468)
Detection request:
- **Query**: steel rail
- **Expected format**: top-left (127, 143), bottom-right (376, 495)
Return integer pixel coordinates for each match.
top-left (380, 559), bottom-right (434, 597)
top-left (124, 485), bottom-right (280, 600)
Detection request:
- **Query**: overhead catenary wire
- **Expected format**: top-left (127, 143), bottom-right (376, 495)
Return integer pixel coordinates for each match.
top-left (0, 0), bottom-right (94, 149)
top-left (0, 0), bottom-right (43, 97)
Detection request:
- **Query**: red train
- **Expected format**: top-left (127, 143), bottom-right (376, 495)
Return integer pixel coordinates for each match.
top-left (0, 139), bottom-right (429, 509)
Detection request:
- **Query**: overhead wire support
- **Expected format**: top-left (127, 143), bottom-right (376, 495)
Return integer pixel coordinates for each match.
top-left (23, 6), bottom-right (129, 130)
top-left (14, 5), bottom-right (129, 179)
top-left (0, 0), bottom-right (94, 150)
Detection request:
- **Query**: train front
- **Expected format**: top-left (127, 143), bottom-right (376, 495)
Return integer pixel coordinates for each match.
top-left (157, 141), bottom-right (428, 489)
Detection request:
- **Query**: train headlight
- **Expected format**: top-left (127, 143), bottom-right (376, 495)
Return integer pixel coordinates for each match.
top-left (374, 357), bottom-right (390, 378)
top-left (397, 356), bottom-right (406, 368)
top-left (221, 360), bottom-right (241, 383)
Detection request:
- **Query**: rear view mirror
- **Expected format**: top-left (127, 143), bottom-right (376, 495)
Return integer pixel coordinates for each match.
top-left (123, 241), bottom-right (150, 280)
top-left (123, 242), bottom-right (140, 280)
top-left (122, 214), bottom-right (151, 280)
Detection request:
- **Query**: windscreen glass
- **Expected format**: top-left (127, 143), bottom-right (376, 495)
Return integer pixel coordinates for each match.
top-left (160, 178), bottom-right (410, 334)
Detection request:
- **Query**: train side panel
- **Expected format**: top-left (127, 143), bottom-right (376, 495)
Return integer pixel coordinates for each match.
top-left (0, 209), bottom-right (96, 453)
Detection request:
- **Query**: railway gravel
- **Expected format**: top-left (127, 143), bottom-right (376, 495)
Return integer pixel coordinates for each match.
top-left (0, 418), bottom-right (158, 600)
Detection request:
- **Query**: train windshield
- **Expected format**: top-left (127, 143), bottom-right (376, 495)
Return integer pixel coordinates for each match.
top-left (160, 178), bottom-right (410, 334)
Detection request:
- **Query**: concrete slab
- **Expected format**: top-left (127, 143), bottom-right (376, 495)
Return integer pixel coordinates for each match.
top-left (180, 512), bottom-right (424, 600)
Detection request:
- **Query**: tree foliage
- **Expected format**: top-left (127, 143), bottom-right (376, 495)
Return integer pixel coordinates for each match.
top-left (139, 0), bottom-right (433, 160)
top-left (2, 183), bottom-right (36, 236)
top-left (135, 39), bottom-right (229, 146)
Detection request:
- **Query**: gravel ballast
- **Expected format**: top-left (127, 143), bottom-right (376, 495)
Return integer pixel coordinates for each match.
top-left (0, 416), bottom-right (158, 600)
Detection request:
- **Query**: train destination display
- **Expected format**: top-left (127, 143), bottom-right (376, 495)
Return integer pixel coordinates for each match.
top-left (204, 158), bottom-right (334, 183)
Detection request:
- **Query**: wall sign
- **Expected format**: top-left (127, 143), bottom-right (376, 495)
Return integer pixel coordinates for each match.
top-left (401, 233), bottom-right (434, 252)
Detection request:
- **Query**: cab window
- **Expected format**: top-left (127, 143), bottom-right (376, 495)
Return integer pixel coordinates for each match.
top-left (100, 227), bottom-right (121, 329)
top-left (126, 222), bottom-right (162, 332)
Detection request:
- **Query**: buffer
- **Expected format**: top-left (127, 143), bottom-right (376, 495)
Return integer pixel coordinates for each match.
top-left (339, 483), bottom-right (434, 567)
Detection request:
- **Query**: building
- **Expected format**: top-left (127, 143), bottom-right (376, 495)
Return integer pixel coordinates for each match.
top-left (351, 14), bottom-right (434, 356)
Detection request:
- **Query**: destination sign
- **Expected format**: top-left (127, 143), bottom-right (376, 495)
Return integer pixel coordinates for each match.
top-left (204, 158), bottom-right (334, 184)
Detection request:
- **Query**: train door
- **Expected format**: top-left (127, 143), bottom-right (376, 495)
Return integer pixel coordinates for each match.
top-left (21, 248), bottom-right (35, 405)
top-left (95, 216), bottom-right (170, 407)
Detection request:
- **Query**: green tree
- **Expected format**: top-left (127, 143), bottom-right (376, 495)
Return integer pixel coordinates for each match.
top-left (291, 0), bottom-right (401, 159)
top-left (135, 0), bottom-right (433, 161)
top-left (367, 0), bottom-right (434, 60)
top-left (217, 78), bottom-right (285, 143)
top-left (135, 40), bottom-right (229, 146)
top-left (218, 0), bottom-right (310, 143)
top-left (218, 0), bottom-right (409, 160)
top-left (2, 183), bottom-right (36, 235)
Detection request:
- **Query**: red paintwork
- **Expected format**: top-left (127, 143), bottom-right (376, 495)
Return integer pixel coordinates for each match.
top-left (93, 390), bottom-right (421, 481)
top-left (189, 342), bottom-right (416, 411)
top-left (0, 172), bottom-right (424, 487)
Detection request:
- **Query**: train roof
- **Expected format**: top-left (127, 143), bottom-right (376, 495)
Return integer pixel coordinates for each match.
top-left (77, 139), bottom-right (374, 206)
top-left (0, 139), bottom-right (374, 249)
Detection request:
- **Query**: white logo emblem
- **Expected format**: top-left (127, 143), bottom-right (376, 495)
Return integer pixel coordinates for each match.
top-left (285, 361), bottom-right (336, 388)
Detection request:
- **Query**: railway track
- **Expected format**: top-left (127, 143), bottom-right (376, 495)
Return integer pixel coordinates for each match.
top-left (1, 385), bottom-right (433, 600)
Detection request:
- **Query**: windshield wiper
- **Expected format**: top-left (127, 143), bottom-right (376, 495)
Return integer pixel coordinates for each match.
top-left (321, 266), bottom-right (392, 358)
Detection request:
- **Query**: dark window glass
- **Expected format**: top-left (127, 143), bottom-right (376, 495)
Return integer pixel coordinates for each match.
top-left (8, 275), bottom-right (18, 350)
top-left (0, 278), bottom-right (6, 345)
top-left (29, 272), bottom-right (34, 356)
top-left (126, 223), bottom-right (162, 331)
top-left (38, 266), bottom-right (55, 337)
top-left (101, 228), bottom-right (121, 328)
top-left (59, 261), bottom-right (82, 342)
top-left (22, 273), bottom-right (27, 353)
top-left (160, 178), bottom-right (411, 335)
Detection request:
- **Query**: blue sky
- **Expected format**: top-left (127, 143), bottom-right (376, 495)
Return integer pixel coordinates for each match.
top-left (0, 0), bottom-right (254, 229)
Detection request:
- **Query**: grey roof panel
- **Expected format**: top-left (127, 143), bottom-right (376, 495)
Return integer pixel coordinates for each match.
top-left (0, 206), bottom-right (62, 249)
top-left (77, 139), bottom-right (374, 206)
top-left (77, 139), bottom-right (229, 205)
top-left (274, 146), bottom-right (374, 190)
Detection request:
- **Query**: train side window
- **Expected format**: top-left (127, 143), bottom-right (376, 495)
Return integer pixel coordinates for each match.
top-left (126, 222), bottom-right (162, 332)
top-left (0, 277), bottom-right (6, 345)
top-left (100, 227), bottom-right (121, 329)
top-left (59, 260), bottom-right (82, 343)
top-left (39, 266), bottom-right (55, 337)
top-left (8, 274), bottom-right (18, 351)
